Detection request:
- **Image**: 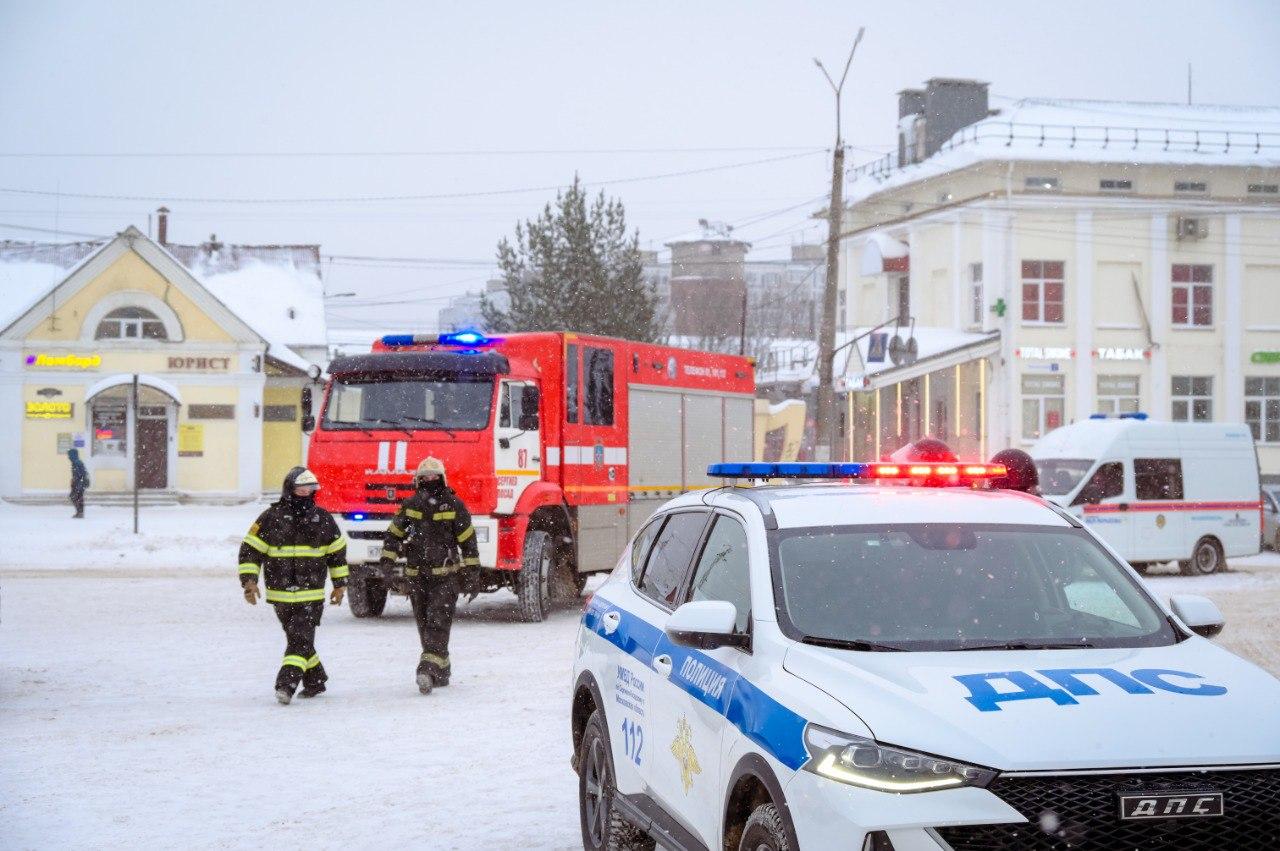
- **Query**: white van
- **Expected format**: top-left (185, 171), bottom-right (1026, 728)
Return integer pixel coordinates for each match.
top-left (1031, 415), bottom-right (1261, 574)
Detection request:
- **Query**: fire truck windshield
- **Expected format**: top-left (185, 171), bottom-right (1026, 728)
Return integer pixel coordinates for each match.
top-left (321, 375), bottom-right (493, 432)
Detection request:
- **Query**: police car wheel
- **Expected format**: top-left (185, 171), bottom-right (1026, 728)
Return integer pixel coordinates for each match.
top-left (578, 710), bottom-right (654, 851)
top-left (738, 803), bottom-right (791, 851)
top-left (1180, 537), bottom-right (1224, 576)
top-left (516, 530), bottom-right (554, 622)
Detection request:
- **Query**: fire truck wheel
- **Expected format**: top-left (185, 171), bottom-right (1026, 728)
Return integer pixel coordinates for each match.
top-left (517, 530), bottom-right (554, 622)
top-left (349, 572), bottom-right (388, 618)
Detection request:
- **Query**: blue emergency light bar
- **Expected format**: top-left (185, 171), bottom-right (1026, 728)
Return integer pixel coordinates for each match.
top-left (379, 331), bottom-right (494, 348)
top-left (1088, 411), bottom-right (1149, 420)
top-left (707, 461), bottom-right (1006, 480)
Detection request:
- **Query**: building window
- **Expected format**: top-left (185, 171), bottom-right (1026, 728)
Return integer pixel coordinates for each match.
top-left (889, 275), bottom-right (910, 321)
top-left (1171, 264), bottom-right (1213, 327)
top-left (1245, 377), bottom-right (1280, 443)
top-left (969, 262), bottom-right (983, 328)
top-left (1097, 375), bottom-right (1140, 415)
top-left (95, 306), bottom-right (168, 340)
top-left (1174, 180), bottom-right (1207, 194)
top-left (187, 404), bottom-right (235, 419)
top-left (1021, 374), bottom-right (1065, 440)
top-left (1021, 260), bottom-right (1065, 323)
top-left (91, 400), bottom-right (128, 457)
top-left (1025, 176), bottom-right (1060, 191)
top-left (1100, 178), bottom-right (1133, 191)
top-left (263, 405), bottom-right (297, 422)
top-left (1247, 183), bottom-right (1279, 195)
top-left (1171, 376), bottom-right (1213, 422)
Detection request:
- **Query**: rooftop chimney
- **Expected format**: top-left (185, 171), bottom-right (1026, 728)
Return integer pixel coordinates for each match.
top-left (896, 78), bottom-right (989, 165)
top-left (156, 206), bottom-right (170, 245)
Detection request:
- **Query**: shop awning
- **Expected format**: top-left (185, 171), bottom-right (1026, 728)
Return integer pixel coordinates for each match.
top-left (859, 232), bottom-right (910, 276)
top-left (839, 329), bottom-right (1001, 392)
top-left (85, 373), bottom-right (183, 404)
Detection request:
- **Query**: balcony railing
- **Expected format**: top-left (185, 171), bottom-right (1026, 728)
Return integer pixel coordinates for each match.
top-left (850, 120), bottom-right (1280, 182)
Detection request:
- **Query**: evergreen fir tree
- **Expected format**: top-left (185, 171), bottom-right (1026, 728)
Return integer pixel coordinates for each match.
top-left (481, 176), bottom-right (662, 342)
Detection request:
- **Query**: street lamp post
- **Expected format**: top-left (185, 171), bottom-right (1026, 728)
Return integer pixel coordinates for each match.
top-left (813, 27), bottom-right (865, 461)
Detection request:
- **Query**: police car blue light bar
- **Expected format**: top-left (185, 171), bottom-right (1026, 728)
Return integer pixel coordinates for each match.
top-left (1089, 411), bottom-right (1149, 420)
top-left (707, 462), bottom-right (1006, 480)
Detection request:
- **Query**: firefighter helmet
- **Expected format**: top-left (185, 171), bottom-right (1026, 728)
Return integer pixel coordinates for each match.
top-left (415, 456), bottom-right (447, 485)
top-left (283, 466), bottom-right (321, 495)
top-left (989, 448), bottom-right (1040, 494)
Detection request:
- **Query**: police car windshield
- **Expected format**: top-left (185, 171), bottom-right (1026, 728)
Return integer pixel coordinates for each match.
top-left (322, 375), bottom-right (493, 431)
top-left (1035, 458), bottom-right (1095, 495)
top-left (771, 524), bottom-right (1178, 651)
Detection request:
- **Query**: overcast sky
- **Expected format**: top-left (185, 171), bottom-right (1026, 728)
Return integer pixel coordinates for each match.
top-left (2, 0), bottom-right (1278, 333)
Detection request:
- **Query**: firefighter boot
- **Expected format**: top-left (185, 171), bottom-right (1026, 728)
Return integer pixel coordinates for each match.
top-left (276, 687), bottom-right (294, 705)
top-left (416, 671), bottom-right (433, 695)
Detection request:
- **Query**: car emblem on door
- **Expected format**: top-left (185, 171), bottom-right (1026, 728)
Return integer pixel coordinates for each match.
top-left (669, 716), bottom-right (701, 795)
top-left (386, 487), bottom-right (397, 501)
top-left (1117, 790), bottom-right (1223, 820)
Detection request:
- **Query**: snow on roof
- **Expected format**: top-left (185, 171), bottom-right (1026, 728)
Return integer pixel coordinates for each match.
top-left (755, 326), bottom-right (999, 390)
top-left (848, 97), bottom-right (1280, 204)
top-left (0, 236), bottom-right (326, 370)
top-left (0, 261), bottom-right (75, 331)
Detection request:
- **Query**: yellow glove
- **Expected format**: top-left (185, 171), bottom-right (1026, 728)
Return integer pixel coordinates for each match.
top-left (243, 583), bottom-right (260, 605)
top-left (330, 586), bottom-right (346, 606)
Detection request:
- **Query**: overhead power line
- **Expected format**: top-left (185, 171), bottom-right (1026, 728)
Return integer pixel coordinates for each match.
top-left (0, 145), bottom-right (827, 159)
top-left (0, 150), bottom-right (827, 206)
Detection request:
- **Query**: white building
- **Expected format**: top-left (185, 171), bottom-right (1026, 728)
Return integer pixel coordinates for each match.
top-left (837, 81), bottom-right (1280, 474)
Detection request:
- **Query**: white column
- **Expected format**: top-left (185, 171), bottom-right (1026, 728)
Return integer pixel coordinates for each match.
top-left (1075, 211), bottom-right (1094, 422)
top-left (982, 207), bottom-right (1015, 450)
top-left (1224, 214), bottom-right (1243, 422)
top-left (951, 214), bottom-right (964, 330)
top-left (1149, 215), bottom-right (1170, 418)
top-left (237, 350), bottom-right (267, 498)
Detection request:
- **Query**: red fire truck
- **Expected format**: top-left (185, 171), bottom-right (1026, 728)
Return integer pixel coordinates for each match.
top-left (303, 331), bottom-right (755, 621)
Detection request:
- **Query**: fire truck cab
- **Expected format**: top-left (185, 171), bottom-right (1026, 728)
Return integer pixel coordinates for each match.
top-left (305, 331), bottom-right (755, 621)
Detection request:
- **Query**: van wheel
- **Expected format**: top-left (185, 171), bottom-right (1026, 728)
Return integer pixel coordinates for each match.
top-left (516, 529), bottom-right (553, 622)
top-left (1130, 562), bottom-right (1150, 575)
top-left (578, 710), bottom-right (654, 851)
top-left (348, 572), bottom-right (387, 617)
top-left (1180, 537), bottom-right (1224, 576)
top-left (738, 803), bottom-right (792, 851)
top-left (1273, 530), bottom-right (1280, 553)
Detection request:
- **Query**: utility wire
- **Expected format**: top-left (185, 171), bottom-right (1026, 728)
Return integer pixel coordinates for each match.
top-left (0, 150), bottom-right (827, 205)
top-left (0, 145), bottom-right (828, 159)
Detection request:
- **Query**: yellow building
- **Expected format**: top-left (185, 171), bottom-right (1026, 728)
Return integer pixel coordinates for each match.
top-left (0, 226), bottom-right (327, 501)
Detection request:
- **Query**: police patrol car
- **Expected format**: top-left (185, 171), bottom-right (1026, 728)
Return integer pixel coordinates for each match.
top-left (569, 460), bottom-right (1280, 851)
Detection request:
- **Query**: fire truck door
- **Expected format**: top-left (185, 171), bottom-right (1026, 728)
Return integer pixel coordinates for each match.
top-left (495, 380), bottom-right (542, 515)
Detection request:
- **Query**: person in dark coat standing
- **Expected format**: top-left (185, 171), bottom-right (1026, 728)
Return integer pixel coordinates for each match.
top-left (380, 457), bottom-right (480, 695)
top-left (238, 466), bottom-right (348, 704)
top-left (67, 448), bottom-right (89, 518)
top-left (989, 448), bottom-right (1041, 495)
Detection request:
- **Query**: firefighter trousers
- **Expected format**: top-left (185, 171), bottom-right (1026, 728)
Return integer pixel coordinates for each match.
top-left (273, 601), bottom-right (327, 693)
top-left (408, 574), bottom-right (459, 682)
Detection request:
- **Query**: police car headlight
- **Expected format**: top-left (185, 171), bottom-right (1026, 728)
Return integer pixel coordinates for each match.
top-left (802, 725), bottom-right (996, 793)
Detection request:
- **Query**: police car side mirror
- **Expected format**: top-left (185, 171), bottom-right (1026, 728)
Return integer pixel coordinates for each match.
top-left (1169, 594), bottom-right (1225, 639)
top-left (666, 600), bottom-right (747, 650)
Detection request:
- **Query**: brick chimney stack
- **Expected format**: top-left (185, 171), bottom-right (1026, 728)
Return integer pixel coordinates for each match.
top-left (156, 206), bottom-right (170, 245)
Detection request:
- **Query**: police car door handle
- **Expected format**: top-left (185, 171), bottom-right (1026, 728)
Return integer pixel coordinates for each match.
top-left (1118, 502), bottom-right (1130, 512)
top-left (653, 654), bottom-right (673, 677)
top-left (602, 611), bottom-right (621, 635)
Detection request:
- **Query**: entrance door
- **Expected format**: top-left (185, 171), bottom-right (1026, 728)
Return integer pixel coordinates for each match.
top-left (135, 406), bottom-right (169, 489)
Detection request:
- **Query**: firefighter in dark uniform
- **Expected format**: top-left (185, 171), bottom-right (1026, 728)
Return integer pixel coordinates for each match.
top-left (238, 466), bottom-right (348, 705)
top-left (380, 457), bottom-right (480, 695)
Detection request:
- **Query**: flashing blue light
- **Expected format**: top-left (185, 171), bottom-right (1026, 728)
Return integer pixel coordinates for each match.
top-left (439, 330), bottom-right (489, 347)
top-left (349, 512), bottom-right (366, 521)
top-left (380, 334), bottom-right (417, 346)
top-left (1090, 411), bottom-right (1150, 421)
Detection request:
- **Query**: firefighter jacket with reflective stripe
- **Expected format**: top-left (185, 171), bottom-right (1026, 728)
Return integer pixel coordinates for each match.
top-left (381, 486), bottom-right (480, 575)
top-left (238, 497), bottom-right (348, 603)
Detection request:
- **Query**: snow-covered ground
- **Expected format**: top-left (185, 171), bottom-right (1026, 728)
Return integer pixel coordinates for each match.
top-left (2, 503), bottom-right (1279, 848)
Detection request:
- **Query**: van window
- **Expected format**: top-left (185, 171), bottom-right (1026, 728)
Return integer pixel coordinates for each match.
top-left (1071, 461), bottom-right (1124, 506)
top-left (637, 512), bottom-right (707, 607)
top-left (1134, 458), bottom-right (1184, 500)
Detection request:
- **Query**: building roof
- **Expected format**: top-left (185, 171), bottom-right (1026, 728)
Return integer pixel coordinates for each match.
top-left (0, 233), bottom-right (325, 368)
top-left (848, 97), bottom-right (1280, 204)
